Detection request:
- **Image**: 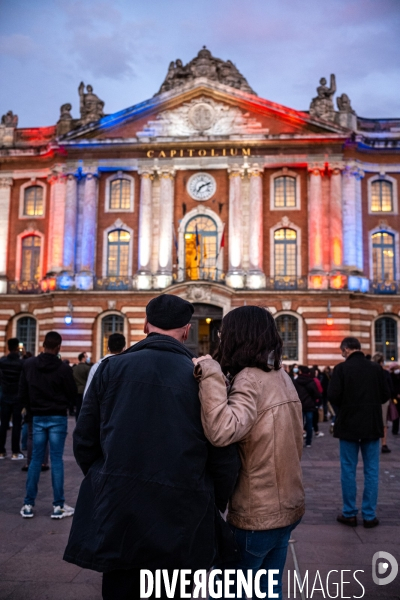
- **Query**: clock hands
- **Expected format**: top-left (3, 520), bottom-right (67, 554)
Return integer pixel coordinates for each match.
top-left (196, 181), bottom-right (212, 193)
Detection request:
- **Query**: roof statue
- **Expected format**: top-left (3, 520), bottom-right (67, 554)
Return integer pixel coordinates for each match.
top-left (156, 47), bottom-right (256, 95)
top-left (1, 110), bottom-right (18, 127)
top-left (337, 93), bottom-right (355, 115)
top-left (78, 82), bottom-right (105, 125)
top-left (309, 74), bottom-right (337, 122)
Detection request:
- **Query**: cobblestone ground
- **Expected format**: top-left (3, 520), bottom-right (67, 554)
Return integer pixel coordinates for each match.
top-left (0, 418), bottom-right (399, 599)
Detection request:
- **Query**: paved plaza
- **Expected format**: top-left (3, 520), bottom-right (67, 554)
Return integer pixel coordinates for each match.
top-left (0, 418), bottom-right (399, 599)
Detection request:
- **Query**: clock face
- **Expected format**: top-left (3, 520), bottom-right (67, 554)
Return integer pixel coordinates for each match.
top-left (187, 173), bottom-right (216, 201)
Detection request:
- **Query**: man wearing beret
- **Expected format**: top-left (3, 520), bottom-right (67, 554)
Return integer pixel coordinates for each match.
top-left (64, 294), bottom-right (240, 599)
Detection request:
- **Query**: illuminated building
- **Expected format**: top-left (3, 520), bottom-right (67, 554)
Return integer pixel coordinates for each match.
top-left (0, 49), bottom-right (400, 364)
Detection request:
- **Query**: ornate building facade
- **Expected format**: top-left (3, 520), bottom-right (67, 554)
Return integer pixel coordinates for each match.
top-left (1, 48), bottom-right (400, 364)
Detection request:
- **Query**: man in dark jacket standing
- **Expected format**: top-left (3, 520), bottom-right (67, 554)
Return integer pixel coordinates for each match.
top-left (0, 338), bottom-right (24, 460)
top-left (19, 331), bottom-right (77, 519)
top-left (328, 337), bottom-right (391, 529)
top-left (64, 294), bottom-right (240, 600)
top-left (294, 366), bottom-right (321, 448)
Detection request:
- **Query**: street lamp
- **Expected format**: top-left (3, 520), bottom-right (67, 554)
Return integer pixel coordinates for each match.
top-left (64, 301), bottom-right (73, 325)
top-left (326, 300), bottom-right (333, 326)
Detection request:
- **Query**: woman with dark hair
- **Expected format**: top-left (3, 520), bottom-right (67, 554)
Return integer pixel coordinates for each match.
top-left (193, 305), bottom-right (304, 599)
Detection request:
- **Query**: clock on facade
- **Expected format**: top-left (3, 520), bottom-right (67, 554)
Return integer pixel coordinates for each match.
top-left (187, 172), bottom-right (216, 201)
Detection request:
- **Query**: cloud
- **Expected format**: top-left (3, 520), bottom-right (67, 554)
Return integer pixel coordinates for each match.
top-left (0, 33), bottom-right (38, 61)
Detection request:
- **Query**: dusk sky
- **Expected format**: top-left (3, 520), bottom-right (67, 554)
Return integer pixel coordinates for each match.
top-left (0, 0), bottom-right (399, 128)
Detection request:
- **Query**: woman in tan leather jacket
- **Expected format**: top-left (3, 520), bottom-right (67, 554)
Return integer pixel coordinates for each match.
top-left (193, 306), bottom-right (305, 599)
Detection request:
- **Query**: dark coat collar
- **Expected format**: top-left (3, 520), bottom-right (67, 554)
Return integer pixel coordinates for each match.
top-left (346, 351), bottom-right (365, 361)
top-left (124, 332), bottom-right (195, 360)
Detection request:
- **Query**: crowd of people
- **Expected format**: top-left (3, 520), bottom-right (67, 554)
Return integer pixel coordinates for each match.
top-left (0, 297), bottom-right (398, 599)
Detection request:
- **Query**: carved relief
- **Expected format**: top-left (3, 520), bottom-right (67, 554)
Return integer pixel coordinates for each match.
top-left (137, 97), bottom-right (269, 138)
top-left (186, 284), bottom-right (212, 302)
top-left (157, 47), bottom-right (255, 95)
top-left (282, 301), bottom-right (292, 311)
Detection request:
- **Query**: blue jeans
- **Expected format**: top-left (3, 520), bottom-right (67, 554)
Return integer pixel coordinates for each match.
top-left (24, 416), bottom-right (68, 507)
top-left (303, 410), bottom-right (313, 446)
top-left (212, 519), bottom-right (301, 599)
top-left (340, 439), bottom-right (380, 521)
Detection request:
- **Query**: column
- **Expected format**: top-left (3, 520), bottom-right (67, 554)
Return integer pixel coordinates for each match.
top-left (330, 168), bottom-right (343, 270)
top-left (136, 169), bottom-right (153, 290)
top-left (246, 166), bottom-right (266, 289)
top-left (47, 172), bottom-right (66, 273)
top-left (62, 174), bottom-right (78, 272)
top-left (226, 167), bottom-right (245, 289)
top-left (342, 165), bottom-right (364, 273)
top-left (308, 166), bottom-right (324, 273)
top-left (155, 170), bottom-right (174, 289)
top-left (80, 172), bottom-right (98, 275)
top-left (0, 177), bottom-right (13, 293)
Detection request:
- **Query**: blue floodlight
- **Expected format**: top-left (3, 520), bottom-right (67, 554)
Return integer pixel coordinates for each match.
top-left (64, 314), bottom-right (73, 325)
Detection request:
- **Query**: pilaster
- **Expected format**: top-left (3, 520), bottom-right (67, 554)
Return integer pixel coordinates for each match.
top-left (137, 169), bottom-right (154, 290)
top-left (47, 170), bottom-right (66, 273)
top-left (0, 177), bottom-right (13, 293)
top-left (226, 166), bottom-right (245, 289)
top-left (342, 164), bottom-right (364, 273)
top-left (155, 169), bottom-right (174, 289)
top-left (246, 165), bottom-right (266, 289)
top-left (62, 174), bottom-right (78, 273)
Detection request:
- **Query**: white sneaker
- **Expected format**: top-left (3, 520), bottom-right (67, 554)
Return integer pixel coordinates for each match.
top-left (11, 453), bottom-right (25, 460)
top-left (51, 504), bottom-right (75, 519)
top-left (20, 504), bottom-right (34, 518)
top-left (315, 432), bottom-right (325, 438)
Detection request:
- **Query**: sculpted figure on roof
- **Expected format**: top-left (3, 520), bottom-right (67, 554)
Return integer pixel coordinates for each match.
top-left (1, 110), bottom-right (18, 127)
top-left (309, 74), bottom-right (336, 121)
top-left (78, 82), bottom-right (105, 125)
top-left (157, 47), bottom-right (256, 95)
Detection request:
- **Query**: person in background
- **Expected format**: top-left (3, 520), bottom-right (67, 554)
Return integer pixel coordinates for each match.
top-left (19, 331), bottom-right (77, 519)
top-left (372, 353), bottom-right (393, 454)
top-left (72, 352), bottom-right (91, 421)
top-left (293, 366), bottom-right (321, 448)
top-left (289, 363), bottom-right (299, 380)
top-left (0, 338), bottom-right (24, 460)
top-left (390, 366), bottom-right (400, 435)
top-left (83, 333), bottom-right (126, 397)
top-left (312, 368), bottom-right (324, 438)
top-left (321, 366), bottom-right (332, 422)
top-left (328, 337), bottom-right (390, 528)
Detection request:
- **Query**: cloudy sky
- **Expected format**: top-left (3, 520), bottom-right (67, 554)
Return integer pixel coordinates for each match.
top-left (0, 0), bottom-right (399, 127)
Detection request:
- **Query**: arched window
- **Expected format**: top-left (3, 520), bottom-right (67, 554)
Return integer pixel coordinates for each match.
top-left (375, 317), bottom-right (397, 361)
top-left (101, 314), bottom-right (124, 357)
top-left (276, 315), bottom-right (298, 361)
top-left (274, 176), bottom-right (296, 208)
top-left (371, 180), bottom-right (393, 212)
top-left (109, 179), bottom-right (131, 210)
top-left (274, 228), bottom-right (297, 277)
top-left (372, 232), bottom-right (395, 281)
top-left (16, 316), bottom-right (36, 355)
top-left (23, 186), bottom-right (44, 216)
top-left (21, 235), bottom-right (41, 281)
top-left (107, 230), bottom-right (130, 276)
top-left (185, 215), bottom-right (218, 280)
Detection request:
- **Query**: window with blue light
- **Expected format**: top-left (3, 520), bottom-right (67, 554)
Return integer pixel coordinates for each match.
top-left (375, 317), bottom-right (397, 361)
top-left (372, 232), bottom-right (395, 281)
top-left (107, 229), bottom-right (130, 277)
top-left (371, 180), bottom-right (393, 212)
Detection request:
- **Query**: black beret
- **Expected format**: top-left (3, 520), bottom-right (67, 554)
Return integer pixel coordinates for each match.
top-left (146, 294), bottom-right (194, 329)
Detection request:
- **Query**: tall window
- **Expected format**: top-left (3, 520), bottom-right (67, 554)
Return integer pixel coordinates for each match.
top-left (101, 314), bottom-right (124, 357)
top-left (17, 316), bottom-right (36, 355)
top-left (276, 315), bottom-right (298, 361)
top-left (23, 186), bottom-right (44, 216)
top-left (372, 232), bottom-right (395, 281)
top-left (21, 235), bottom-right (41, 281)
top-left (107, 229), bottom-right (130, 276)
top-left (274, 228), bottom-right (297, 277)
top-left (274, 176), bottom-right (296, 208)
top-left (109, 179), bottom-right (131, 210)
top-left (375, 317), bottom-right (397, 361)
top-left (371, 180), bottom-right (393, 212)
top-left (185, 215), bottom-right (218, 280)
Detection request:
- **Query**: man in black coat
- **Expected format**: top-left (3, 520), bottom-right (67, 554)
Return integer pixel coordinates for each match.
top-left (64, 294), bottom-right (240, 600)
top-left (0, 338), bottom-right (24, 459)
top-left (328, 337), bottom-right (391, 529)
top-left (293, 366), bottom-right (320, 448)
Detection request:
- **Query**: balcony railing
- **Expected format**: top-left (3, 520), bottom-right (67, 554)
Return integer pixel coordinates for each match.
top-left (8, 280), bottom-right (43, 294)
top-left (94, 276), bottom-right (134, 291)
top-left (371, 280), bottom-right (398, 295)
top-left (265, 277), bottom-right (307, 291)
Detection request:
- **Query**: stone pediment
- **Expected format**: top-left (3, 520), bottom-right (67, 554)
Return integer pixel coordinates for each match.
top-left (136, 96), bottom-right (269, 139)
